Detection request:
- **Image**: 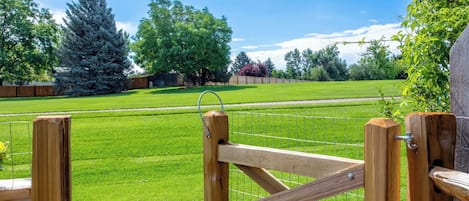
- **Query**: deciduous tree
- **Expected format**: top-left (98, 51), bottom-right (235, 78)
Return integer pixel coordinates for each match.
top-left (396, 0), bottom-right (469, 111)
top-left (0, 0), bottom-right (59, 85)
top-left (349, 40), bottom-right (397, 80)
top-left (308, 45), bottom-right (347, 81)
top-left (284, 48), bottom-right (302, 79)
top-left (132, 0), bottom-right (232, 86)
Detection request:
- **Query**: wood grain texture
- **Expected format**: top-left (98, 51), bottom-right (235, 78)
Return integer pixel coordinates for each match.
top-left (203, 111), bottom-right (229, 201)
top-left (430, 166), bottom-right (469, 201)
top-left (0, 189), bottom-right (31, 201)
top-left (405, 113), bottom-right (456, 201)
top-left (31, 116), bottom-right (71, 201)
top-left (450, 24), bottom-right (469, 174)
top-left (218, 144), bottom-right (363, 179)
top-left (235, 165), bottom-right (289, 194)
top-left (364, 118), bottom-right (400, 201)
top-left (261, 164), bottom-right (364, 201)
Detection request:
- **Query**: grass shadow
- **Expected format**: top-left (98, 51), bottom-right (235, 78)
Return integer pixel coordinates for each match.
top-left (0, 90), bottom-right (138, 102)
top-left (150, 85), bottom-right (257, 94)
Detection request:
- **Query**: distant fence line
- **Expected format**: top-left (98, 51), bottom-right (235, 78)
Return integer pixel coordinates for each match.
top-left (0, 76), bottom-right (305, 97)
top-left (132, 75), bottom-right (307, 88)
top-left (207, 76), bottom-right (308, 86)
top-left (0, 86), bottom-right (55, 97)
top-left (129, 73), bottom-right (182, 89)
top-left (129, 77), bottom-right (149, 89)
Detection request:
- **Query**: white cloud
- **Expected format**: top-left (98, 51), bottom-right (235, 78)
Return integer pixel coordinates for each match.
top-left (116, 21), bottom-right (138, 36)
top-left (50, 9), bottom-right (66, 25)
top-left (232, 38), bottom-right (245, 42)
top-left (240, 23), bottom-right (402, 70)
top-left (368, 19), bottom-right (378, 23)
top-left (241, 45), bottom-right (259, 50)
top-left (130, 62), bottom-right (145, 74)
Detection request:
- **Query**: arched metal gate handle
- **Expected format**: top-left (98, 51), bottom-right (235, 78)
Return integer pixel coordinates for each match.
top-left (197, 90), bottom-right (224, 138)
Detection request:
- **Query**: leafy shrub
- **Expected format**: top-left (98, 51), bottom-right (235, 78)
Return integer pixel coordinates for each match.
top-left (237, 63), bottom-right (268, 77)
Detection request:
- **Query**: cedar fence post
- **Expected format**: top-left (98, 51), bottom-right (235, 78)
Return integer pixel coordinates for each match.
top-left (203, 111), bottom-right (229, 201)
top-left (405, 113), bottom-right (456, 201)
top-left (364, 118), bottom-right (400, 201)
top-left (32, 116), bottom-right (71, 201)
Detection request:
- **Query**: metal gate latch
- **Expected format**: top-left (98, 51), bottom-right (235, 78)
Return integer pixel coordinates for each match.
top-left (395, 132), bottom-right (418, 150)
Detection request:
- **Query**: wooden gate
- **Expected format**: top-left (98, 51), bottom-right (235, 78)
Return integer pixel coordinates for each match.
top-left (202, 111), bottom-right (402, 201)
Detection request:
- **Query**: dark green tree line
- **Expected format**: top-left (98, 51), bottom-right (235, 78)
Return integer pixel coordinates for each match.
top-left (349, 40), bottom-right (401, 80)
top-left (283, 45), bottom-right (347, 81)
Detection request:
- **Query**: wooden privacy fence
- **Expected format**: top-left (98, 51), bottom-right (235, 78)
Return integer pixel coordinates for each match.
top-left (205, 76), bottom-right (308, 86)
top-left (203, 111), bottom-right (469, 201)
top-left (0, 86), bottom-right (55, 97)
top-left (0, 116), bottom-right (71, 201)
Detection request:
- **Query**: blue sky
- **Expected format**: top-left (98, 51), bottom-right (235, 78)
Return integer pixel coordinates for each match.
top-left (38, 0), bottom-right (410, 69)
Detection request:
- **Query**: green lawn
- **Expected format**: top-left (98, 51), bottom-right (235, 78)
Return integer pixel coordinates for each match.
top-left (0, 80), bottom-right (402, 114)
top-left (0, 80), bottom-right (409, 200)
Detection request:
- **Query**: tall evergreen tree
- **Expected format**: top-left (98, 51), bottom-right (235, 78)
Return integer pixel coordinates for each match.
top-left (56, 0), bottom-right (130, 96)
top-left (263, 58), bottom-right (275, 77)
top-left (231, 52), bottom-right (252, 75)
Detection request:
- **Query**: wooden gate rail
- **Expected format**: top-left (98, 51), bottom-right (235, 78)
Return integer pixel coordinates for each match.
top-left (261, 164), bottom-right (364, 201)
top-left (218, 144), bottom-right (363, 178)
top-left (429, 166), bottom-right (469, 200)
top-left (203, 111), bottom-right (401, 201)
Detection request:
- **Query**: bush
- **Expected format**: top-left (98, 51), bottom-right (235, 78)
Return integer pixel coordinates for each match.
top-left (237, 63), bottom-right (268, 77)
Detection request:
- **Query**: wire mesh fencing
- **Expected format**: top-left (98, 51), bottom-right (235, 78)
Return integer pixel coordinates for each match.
top-left (227, 111), bottom-right (368, 201)
top-left (0, 121), bottom-right (32, 189)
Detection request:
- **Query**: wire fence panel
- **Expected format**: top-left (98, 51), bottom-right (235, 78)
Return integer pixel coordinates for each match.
top-left (0, 121), bottom-right (32, 188)
top-left (228, 111), bottom-right (367, 201)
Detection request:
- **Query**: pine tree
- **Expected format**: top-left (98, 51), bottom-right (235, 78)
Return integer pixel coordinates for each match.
top-left (56, 0), bottom-right (130, 96)
top-left (231, 52), bottom-right (252, 75)
top-left (263, 58), bottom-right (275, 77)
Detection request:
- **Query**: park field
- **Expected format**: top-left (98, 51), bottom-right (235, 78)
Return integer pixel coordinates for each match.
top-left (0, 80), bottom-right (408, 200)
top-left (0, 80), bottom-right (402, 114)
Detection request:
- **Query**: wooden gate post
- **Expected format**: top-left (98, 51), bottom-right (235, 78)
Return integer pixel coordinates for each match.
top-left (203, 111), bottom-right (229, 201)
top-left (405, 113), bottom-right (456, 201)
top-left (364, 118), bottom-right (401, 201)
top-left (32, 116), bottom-right (71, 201)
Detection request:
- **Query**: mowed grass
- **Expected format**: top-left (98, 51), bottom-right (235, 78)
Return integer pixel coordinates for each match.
top-left (0, 80), bottom-right (402, 114)
top-left (0, 80), bottom-right (407, 200)
top-left (0, 100), bottom-right (409, 200)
